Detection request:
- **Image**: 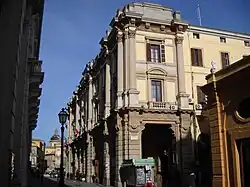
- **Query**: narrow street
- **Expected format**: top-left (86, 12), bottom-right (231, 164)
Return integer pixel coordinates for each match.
top-left (28, 176), bottom-right (104, 187)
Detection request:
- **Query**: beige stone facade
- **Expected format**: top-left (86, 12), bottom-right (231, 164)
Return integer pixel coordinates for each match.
top-left (0, 1), bottom-right (44, 187)
top-left (45, 129), bottom-right (66, 172)
top-left (202, 55), bottom-right (250, 187)
top-left (65, 2), bottom-right (250, 187)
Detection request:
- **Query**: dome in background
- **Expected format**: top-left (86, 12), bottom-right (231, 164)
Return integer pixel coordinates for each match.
top-left (50, 129), bottom-right (60, 141)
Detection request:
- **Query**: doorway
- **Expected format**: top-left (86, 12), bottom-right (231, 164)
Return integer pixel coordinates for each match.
top-left (237, 138), bottom-right (250, 187)
top-left (141, 124), bottom-right (176, 186)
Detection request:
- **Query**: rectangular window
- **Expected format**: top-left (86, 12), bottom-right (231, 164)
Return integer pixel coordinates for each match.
top-left (193, 33), bottom-right (200, 39)
top-left (220, 37), bottom-right (226, 43)
top-left (191, 48), bottom-right (203, 67)
top-left (197, 86), bottom-right (206, 104)
top-left (146, 42), bottom-right (165, 63)
top-left (221, 52), bottom-right (230, 68)
top-left (151, 80), bottom-right (162, 102)
top-left (244, 41), bottom-right (250, 47)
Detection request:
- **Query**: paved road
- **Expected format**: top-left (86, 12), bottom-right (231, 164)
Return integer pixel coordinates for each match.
top-left (28, 176), bottom-right (104, 187)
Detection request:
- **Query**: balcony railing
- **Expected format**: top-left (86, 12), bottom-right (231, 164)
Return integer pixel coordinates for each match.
top-left (147, 101), bottom-right (168, 109)
top-left (29, 58), bottom-right (42, 73)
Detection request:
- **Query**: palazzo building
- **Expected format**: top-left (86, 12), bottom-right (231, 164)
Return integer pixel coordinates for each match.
top-left (30, 139), bottom-right (45, 171)
top-left (0, 1), bottom-right (45, 187)
top-left (45, 129), bottom-right (66, 172)
top-left (65, 2), bottom-right (250, 187)
top-left (202, 55), bottom-right (250, 187)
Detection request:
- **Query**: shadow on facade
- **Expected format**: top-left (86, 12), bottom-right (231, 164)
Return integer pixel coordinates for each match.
top-left (69, 114), bottom-right (213, 187)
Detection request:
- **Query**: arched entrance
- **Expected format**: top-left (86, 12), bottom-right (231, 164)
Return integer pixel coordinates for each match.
top-left (141, 124), bottom-right (177, 187)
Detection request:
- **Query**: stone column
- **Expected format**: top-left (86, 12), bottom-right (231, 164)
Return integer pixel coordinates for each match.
top-left (105, 61), bottom-right (111, 118)
top-left (117, 30), bottom-right (124, 108)
top-left (123, 114), bottom-right (129, 160)
top-left (175, 34), bottom-right (189, 109)
top-left (88, 75), bottom-right (93, 130)
top-left (72, 146), bottom-right (76, 178)
top-left (103, 121), bottom-right (110, 185)
top-left (115, 116), bottom-right (123, 187)
top-left (128, 27), bottom-right (139, 107)
top-left (77, 146), bottom-right (81, 173)
top-left (86, 135), bottom-right (92, 182)
top-left (123, 28), bottom-right (129, 106)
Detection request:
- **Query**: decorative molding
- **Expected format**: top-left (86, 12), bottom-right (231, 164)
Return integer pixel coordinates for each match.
top-left (116, 31), bottom-right (123, 43)
top-left (128, 29), bottom-right (136, 38)
top-left (175, 35), bottom-right (184, 44)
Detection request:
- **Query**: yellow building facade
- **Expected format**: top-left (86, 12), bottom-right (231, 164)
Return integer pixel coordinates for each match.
top-left (65, 2), bottom-right (250, 187)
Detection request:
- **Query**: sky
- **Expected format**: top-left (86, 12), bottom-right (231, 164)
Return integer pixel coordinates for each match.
top-left (33, 0), bottom-right (250, 143)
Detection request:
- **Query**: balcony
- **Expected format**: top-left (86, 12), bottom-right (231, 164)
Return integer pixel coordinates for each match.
top-left (29, 59), bottom-right (44, 87)
top-left (147, 101), bottom-right (178, 110)
top-left (148, 101), bottom-right (167, 108)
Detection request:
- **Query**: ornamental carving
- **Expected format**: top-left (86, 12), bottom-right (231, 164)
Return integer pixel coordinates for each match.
top-left (175, 35), bottom-right (184, 44)
top-left (128, 29), bottom-right (136, 39)
top-left (129, 120), bottom-right (145, 133)
top-left (116, 31), bottom-right (123, 43)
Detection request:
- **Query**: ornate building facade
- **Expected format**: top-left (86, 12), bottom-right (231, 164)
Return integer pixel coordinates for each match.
top-left (65, 2), bottom-right (250, 187)
top-left (0, 1), bottom-right (45, 187)
top-left (45, 129), bottom-right (66, 172)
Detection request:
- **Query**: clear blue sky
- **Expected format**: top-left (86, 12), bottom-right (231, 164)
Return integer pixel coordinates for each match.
top-left (33, 0), bottom-right (250, 142)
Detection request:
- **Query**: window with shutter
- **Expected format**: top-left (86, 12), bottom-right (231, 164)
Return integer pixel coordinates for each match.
top-left (146, 43), bottom-right (151, 61)
top-left (197, 86), bottom-right (206, 104)
top-left (221, 52), bottom-right (229, 68)
top-left (146, 41), bottom-right (165, 63)
top-left (191, 48), bottom-right (203, 67)
top-left (160, 45), bottom-right (165, 62)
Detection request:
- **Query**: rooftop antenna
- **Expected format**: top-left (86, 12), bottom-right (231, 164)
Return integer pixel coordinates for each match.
top-left (197, 1), bottom-right (202, 26)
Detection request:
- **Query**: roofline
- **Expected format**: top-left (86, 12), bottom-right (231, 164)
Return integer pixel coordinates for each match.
top-left (32, 138), bottom-right (45, 143)
top-left (206, 55), bottom-right (250, 83)
top-left (189, 25), bottom-right (250, 40)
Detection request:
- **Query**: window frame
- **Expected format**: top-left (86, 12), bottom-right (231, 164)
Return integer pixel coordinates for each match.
top-left (220, 37), bottom-right (227, 43)
top-left (244, 41), bottom-right (250, 47)
top-left (193, 33), bottom-right (200, 39)
top-left (191, 48), bottom-right (203, 67)
top-left (151, 79), bottom-right (163, 102)
top-left (221, 52), bottom-right (230, 68)
top-left (146, 40), bottom-right (166, 63)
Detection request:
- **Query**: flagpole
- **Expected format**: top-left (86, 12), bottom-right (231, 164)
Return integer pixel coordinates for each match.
top-left (197, 1), bottom-right (202, 26)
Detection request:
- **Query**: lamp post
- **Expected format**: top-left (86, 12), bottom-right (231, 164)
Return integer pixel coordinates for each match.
top-left (58, 108), bottom-right (68, 187)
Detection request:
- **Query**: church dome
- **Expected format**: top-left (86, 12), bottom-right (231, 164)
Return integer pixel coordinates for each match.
top-left (50, 129), bottom-right (60, 141)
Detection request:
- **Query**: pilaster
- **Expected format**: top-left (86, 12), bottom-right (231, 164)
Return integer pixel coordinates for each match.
top-left (123, 114), bottom-right (129, 160)
top-left (86, 135), bottom-right (92, 182)
top-left (117, 30), bottom-right (124, 108)
top-left (175, 34), bottom-right (189, 109)
top-left (128, 27), bottom-right (139, 107)
top-left (123, 28), bottom-right (129, 107)
top-left (115, 116), bottom-right (123, 187)
top-left (103, 121), bottom-right (110, 186)
top-left (88, 75), bottom-right (93, 130)
top-left (105, 62), bottom-right (111, 118)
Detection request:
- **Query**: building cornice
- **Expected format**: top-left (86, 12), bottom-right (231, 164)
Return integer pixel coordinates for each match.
top-left (189, 25), bottom-right (250, 40)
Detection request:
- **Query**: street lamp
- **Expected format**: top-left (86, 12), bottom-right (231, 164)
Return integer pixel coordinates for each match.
top-left (58, 108), bottom-right (68, 187)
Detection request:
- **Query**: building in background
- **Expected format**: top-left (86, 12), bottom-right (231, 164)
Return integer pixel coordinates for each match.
top-left (64, 2), bottom-right (250, 187)
top-left (45, 129), bottom-right (66, 173)
top-left (0, 1), bottom-right (45, 187)
top-left (30, 139), bottom-right (46, 173)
